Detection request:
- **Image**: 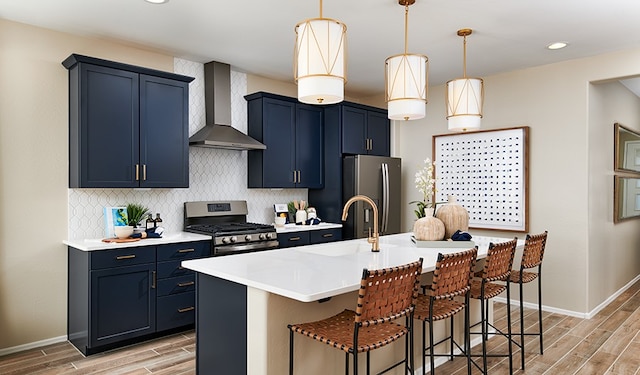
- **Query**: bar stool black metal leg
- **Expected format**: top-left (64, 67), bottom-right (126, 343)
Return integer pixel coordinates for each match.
top-left (289, 330), bottom-right (294, 375)
top-left (507, 282), bottom-right (514, 374)
top-left (465, 295), bottom-right (471, 375)
top-left (519, 279), bottom-right (525, 370)
top-left (480, 297), bottom-right (488, 374)
top-left (345, 352), bottom-right (349, 374)
top-left (538, 272), bottom-right (544, 354)
top-left (422, 320), bottom-right (427, 375)
top-left (429, 319), bottom-right (435, 375)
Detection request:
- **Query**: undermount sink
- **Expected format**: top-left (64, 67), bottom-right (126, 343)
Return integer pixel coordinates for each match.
top-left (296, 240), bottom-right (398, 257)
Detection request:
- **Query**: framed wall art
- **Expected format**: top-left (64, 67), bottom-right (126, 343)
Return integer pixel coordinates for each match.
top-left (614, 175), bottom-right (640, 223)
top-left (614, 122), bottom-right (640, 174)
top-left (433, 126), bottom-right (529, 232)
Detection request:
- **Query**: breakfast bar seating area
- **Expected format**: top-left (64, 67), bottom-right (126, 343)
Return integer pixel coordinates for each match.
top-left (182, 232), bottom-right (527, 374)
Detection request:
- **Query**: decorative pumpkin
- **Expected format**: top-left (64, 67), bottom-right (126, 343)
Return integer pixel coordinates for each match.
top-left (413, 216), bottom-right (445, 241)
top-left (435, 195), bottom-right (469, 239)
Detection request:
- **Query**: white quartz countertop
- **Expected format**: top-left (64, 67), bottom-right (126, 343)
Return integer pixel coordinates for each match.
top-left (64, 232), bottom-right (211, 251)
top-left (182, 232), bottom-right (524, 303)
top-left (274, 222), bottom-right (342, 233)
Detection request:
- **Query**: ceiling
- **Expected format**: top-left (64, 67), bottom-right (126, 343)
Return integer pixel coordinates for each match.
top-left (2, 0), bottom-right (640, 98)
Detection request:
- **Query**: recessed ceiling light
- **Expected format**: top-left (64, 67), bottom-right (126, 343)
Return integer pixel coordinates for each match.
top-left (547, 42), bottom-right (568, 50)
top-left (145, 0), bottom-right (169, 4)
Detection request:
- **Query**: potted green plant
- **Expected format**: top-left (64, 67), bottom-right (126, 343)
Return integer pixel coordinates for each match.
top-left (126, 203), bottom-right (150, 228)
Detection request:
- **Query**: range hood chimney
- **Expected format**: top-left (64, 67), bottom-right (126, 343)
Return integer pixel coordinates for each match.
top-left (189, 61), bottom-right (266, 150)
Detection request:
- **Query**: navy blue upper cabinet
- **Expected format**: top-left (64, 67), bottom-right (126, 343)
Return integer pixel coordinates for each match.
top-left (341, 104), bottom-right (390, 157)
top-left (63, 54), bottom-right (193, 188)
top-left (245, 92), bottom-right (323, 189)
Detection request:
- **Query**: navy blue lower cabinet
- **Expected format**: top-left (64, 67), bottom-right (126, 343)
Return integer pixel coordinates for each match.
top-left (277, 228), bottom-right (342, 248)
top-left (90, 263), bottom-right (157, 348)
top-left (68, 240), bottom-right (209, 355)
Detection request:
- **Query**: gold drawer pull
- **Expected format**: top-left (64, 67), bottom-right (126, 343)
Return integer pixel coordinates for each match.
top-left (116, 255), bottom-right (136, 260)
top-left (178, 306), bottom-right (195, 313)
top-left (178, 248), bottom-right (195, 253)
top-left (290, 236), bottom-right (301, 241)
top-left (322, 233), bottom-right (333, 238)
top-left (178, 281), bottom-right (195, 287)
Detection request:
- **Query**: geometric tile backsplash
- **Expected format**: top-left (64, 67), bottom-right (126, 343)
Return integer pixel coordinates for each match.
top-left (68, 58), bottom-right (308, 239)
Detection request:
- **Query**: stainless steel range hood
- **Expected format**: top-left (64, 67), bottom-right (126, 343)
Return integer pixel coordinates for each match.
top-left (189, 61), bottom-right (266, 150)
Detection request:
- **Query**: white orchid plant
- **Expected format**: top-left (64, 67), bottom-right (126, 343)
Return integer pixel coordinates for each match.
top-left (410, 158), bottom-right (437, 218)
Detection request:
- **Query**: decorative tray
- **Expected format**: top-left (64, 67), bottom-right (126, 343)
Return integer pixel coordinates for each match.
top-left (411, 236), bottom-right (475, 248)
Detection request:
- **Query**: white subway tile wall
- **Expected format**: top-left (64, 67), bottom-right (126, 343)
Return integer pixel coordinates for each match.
top-left (68, 58), bottom-right (307, 239)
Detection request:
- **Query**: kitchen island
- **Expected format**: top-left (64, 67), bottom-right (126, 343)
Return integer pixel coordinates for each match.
top-left (182, 232), bottom-right (523, 374)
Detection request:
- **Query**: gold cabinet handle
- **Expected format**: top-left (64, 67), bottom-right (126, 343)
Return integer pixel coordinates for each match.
top-left (289, 236), bottom-right (301, 241)
top-left (135, 164), bottom-right (140, 181)
top-left (297, 170), bottom-right (301, 183)
top-left (143, 164), bottom-right (147, 181)
top-left (292, 170), bottom-right (297, 183)
top-left (178, 248), bottom-right (195, 253)
top-left (178, 306), bottom-right (195, 313)
top-left (177, 281), bottom-right (195, 287)
top-left (322, 233), bottom-right (334, 238)
top-left (151, 271), bottom-right (157, 289)
top-left (116, 255), bottom-right (136, 260)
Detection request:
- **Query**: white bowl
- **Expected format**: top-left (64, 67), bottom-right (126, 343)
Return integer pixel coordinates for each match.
top-left (274, 216), bottom-right (286, 227)
top-left (114, 225), bottom-right (134, 239)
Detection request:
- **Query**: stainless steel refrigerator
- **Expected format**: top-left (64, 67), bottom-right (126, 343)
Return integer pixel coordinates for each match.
top-left (342, 155), bottom-right (401, 240)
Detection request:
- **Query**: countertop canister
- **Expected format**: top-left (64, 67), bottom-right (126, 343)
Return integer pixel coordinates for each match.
top-left (435, 195), bottom-right (469, 239)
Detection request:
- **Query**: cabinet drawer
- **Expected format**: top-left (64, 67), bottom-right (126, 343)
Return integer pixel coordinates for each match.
top-left (157, 259), bottom-right (193, 279)
top-left (157, 292), bottom-right (195, 331)
top-left (277, 232), bottom-right (310, 248)
top-left (157, 274), bottom-right (195, 297)
top-left (91, 247), bottom-right (156, 270)
top-left (310, 228), bottom-right (342, 244)
top-left (157, 241), bottom-right (210, 262)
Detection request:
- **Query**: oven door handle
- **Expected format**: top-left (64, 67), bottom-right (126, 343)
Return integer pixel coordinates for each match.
top-left (214, 240), bottom-right (279, 256)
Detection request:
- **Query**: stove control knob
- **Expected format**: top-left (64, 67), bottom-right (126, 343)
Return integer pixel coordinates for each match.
top-left (264, 233), bottom-right (273, 239)
top-left (221, 237), bottom-right (230, 244)
top-left (259, 233), bottom-right (266, 240)
top-left (230, 236), bottom-right (237, 243)
top-left (245, 235), bottom-right (252, 241)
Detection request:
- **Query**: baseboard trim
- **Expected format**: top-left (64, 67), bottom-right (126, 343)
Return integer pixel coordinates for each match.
top-left (0, 335), bottom-right (68, 357)
top-left (493, 273), bottom-right (640, 319)
top-left (585, 274), bottom-right (640, 319)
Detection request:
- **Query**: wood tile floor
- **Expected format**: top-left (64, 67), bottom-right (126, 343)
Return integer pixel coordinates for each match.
top-left (1, 280), bottom-right (639, 374)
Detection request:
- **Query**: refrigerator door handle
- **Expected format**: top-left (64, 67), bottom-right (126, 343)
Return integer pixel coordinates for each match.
top-left (381, 163), bottom-right (389, 234)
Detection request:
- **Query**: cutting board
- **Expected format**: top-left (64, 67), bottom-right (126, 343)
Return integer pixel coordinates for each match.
top-left (102, 238), bottom-right (141, 243)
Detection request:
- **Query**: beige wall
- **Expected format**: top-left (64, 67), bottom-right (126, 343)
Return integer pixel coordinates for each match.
top-left (0, 18), bottom-right (175, 351)
top-left (588, 81), bottom-right (640, 312)
top-left (396, 49), bottom-right (640, 314)
top-left (2, 15), bottom-right (640, 353)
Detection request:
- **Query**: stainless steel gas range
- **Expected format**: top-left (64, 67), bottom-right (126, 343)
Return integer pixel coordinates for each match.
top-left (184, 200), bottom-right (278, 256)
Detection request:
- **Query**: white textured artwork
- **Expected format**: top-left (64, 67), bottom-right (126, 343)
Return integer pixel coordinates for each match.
top-left (434, 127), bottom-right (529, 232)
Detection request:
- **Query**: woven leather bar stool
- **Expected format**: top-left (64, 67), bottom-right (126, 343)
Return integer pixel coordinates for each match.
top-left (509, 231), bottom-right (548, 370)
top-left (413, 248), bottom-right (477, 375)
top-left (288, 258), bottom-right (423, 375)
top-left (469, 238), bottom-right (518, 375)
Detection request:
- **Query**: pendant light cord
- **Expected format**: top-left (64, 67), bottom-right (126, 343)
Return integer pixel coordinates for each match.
top-left (319, 0), bottom-right (323, 18)
top-left (463, 34), bottom-right (467, 78)
top-left (404, 4), bottom-right (409, 54)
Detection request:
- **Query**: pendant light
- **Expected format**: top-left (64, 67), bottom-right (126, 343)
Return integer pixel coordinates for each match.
top-left (294, 0), bottom-right (347, 105)
top-left (385, 0), bottom-right (428, 121)
top-left (446, 28), bottom-right (484, 132)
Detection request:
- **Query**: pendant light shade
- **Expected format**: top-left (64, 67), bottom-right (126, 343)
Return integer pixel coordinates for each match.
top-left (294, 0), bottom-right (347, 105)
top-left (446, 29), bottom-right (484, 132)
top-left (385, 0), bottom-right (428, 121)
